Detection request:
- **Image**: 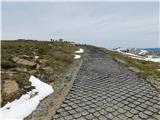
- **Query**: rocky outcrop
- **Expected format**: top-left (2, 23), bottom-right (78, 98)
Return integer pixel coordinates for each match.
top-left (12, 57), bottom-right (36, 66)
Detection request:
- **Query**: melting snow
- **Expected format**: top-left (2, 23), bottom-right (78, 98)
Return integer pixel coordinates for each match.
top-left (74, 48), bottom-right (84, 53)
top-left (74, 48), bottom-right (84, 59)
top-left (115, 50), bottom-right (160, 62)
top-left (144, 57), bottom-right (160, 62)
top-left (74, 55), bottom-right (81, 59)
top-left (138, 50), bottom-right (148, 55)
top-left (1, 75), bottom-right (54, 120)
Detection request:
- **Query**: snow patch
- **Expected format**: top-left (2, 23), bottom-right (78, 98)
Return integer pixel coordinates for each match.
top-left (75, 48), bottom-right (84, 53)
top-left (1, 75), bottom-right (54, 120)
top-left (74, 48), bottom-right (84, 59)
top-left (115, 50), bottom-right (160, 62)
top-left (138, 50), bottom-right (148, 55)
top-left (144, 57), bottom-right (160, 62)
top-left (74, 55), bottom-right (81, 59)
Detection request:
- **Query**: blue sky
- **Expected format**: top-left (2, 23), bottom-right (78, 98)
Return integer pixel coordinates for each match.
top-left (2, 2), bottom-right (159, 48)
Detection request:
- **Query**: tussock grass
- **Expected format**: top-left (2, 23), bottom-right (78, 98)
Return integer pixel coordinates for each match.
top-left (1, 40), bottom-right (79, 106)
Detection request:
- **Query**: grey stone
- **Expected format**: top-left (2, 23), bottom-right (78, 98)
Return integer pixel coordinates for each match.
top-left (51, 47), bottom-right (160, 120)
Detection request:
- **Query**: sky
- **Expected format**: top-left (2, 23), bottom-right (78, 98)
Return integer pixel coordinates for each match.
top-left (2, 1), bottom-right (159, 48)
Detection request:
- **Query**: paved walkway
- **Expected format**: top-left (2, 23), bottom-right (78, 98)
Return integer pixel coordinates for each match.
top-left (52, 47), bottom-right (160, 120)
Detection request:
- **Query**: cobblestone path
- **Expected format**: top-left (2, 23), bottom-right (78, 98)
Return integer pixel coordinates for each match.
top-left (52, 47), bottom-right (160, 120)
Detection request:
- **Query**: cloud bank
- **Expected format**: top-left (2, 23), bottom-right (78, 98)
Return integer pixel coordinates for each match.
top-left (2, 2), bottom-right (159, 48)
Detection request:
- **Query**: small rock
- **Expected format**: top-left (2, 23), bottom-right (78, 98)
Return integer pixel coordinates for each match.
top-left (38, 59), bottom-right (48, 64)
top-left (36, 64), bottom-right (40, 70)
top-left (22, 55), bottom-right (30, 59)
top-left (32, 51), bottom-right (36, 55)
top-left (28, 70), bottom-right (37, 75)
top-left (24, 86), bottom-right (31, 89)
top-left (35, 56), bottom-right (39, 59)
top-left (157, 69), bottom-right (160, 72)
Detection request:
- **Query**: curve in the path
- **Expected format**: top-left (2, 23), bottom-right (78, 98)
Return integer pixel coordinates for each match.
top-left (52, 47), bottom-right (160, 120)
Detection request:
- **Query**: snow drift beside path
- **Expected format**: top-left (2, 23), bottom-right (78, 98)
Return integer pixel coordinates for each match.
top-left (74, 55), bottom-right (81, 59)
top-left (74, 48), bottom-right (84, 59)
top-left (1, 75), bottom-right (54, 120)
top-left (74, 48), bottom-right (84, 53)
top-left (115, 50), bottom-right (160, 62)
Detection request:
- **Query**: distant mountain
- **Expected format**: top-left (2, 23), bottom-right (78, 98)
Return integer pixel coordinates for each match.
top-left (113, 47), bottom-right (148, 56)
top-left (142, 48), bottom-right (160, 52)
top-left (113, 47), bottom-right (160, 62)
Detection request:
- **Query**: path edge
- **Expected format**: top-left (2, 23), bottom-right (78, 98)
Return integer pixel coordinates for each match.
top-left (25, 59), bottom-right (83, 120)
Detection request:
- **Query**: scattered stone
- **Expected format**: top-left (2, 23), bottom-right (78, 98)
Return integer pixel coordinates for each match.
top-left (22, 55), bottom-right (30, 59)
top-left (36, 64), bottom-right (40, 70)
top-left (38, 59), bottom-right (48, 64)
top-left (15, 68), bottom-right (27, 72)
top-left (32, 51), bottom-right (36, 55)
top-left (35, 56), bottom-right (39, 59)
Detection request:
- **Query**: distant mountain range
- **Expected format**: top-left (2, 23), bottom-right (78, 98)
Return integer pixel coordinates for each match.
top-left (142, 48), bottom-right (160, 52)
top-left (113, 47), bottom-right (160, 62)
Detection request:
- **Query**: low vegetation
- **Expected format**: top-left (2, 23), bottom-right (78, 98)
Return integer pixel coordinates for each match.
top-left (1, 40), bottom-right (79, 106)
top-left (102, 49), bottom-right (160, 81)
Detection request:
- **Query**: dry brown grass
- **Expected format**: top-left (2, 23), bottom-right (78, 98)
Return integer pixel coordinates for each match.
top-left (1, 40), bottom-right (79, 106)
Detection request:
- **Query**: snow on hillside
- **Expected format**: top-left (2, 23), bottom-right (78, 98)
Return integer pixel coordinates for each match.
top-left (1, 75), bottom-right (54, 120)
top-left (74, 55), bottom-right (81, 59)
top-left (114, 47), bottom-right (160, 62)
top-left (74, 48), bottom-right (84, 59)
top-left (138, 50), bottom-right (148, 55)
top-left (74, 48), bottom-right (84, 53)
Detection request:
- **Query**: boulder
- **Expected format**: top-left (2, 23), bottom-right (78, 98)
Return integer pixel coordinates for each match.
top-left (3, 80), bottom-right (19, 95)
top-left (15, 68), bottom-right (27, 72)
top-left (12, 57), bottom-right (36, 66)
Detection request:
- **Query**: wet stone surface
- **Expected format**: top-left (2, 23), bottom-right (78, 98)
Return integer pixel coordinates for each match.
top-left (52, 47), bottom-right (160, 120)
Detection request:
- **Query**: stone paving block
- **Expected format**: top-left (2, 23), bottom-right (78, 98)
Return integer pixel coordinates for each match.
top-left (52, 47), bottom-right (160, 120)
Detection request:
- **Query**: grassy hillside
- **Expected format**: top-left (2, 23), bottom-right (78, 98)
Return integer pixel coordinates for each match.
top-left (102, 48), bottom-right (160, 83)
top-left (1, 40), bottom-right (79, 106)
